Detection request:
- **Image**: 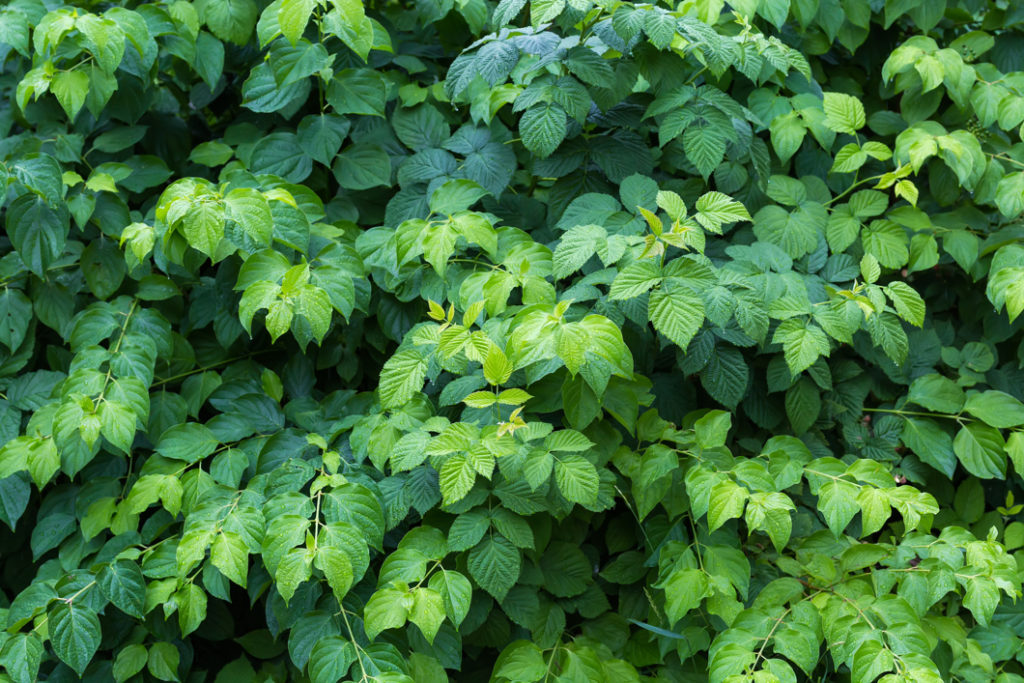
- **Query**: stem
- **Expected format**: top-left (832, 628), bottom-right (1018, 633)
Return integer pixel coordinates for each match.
top-left (151, 349), bottom-right (274, 386)
top-left (862, 407), bottom-right (970, 422)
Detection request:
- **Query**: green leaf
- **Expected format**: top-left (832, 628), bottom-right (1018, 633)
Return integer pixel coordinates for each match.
top-left (5, 194), bottom-right (68, 277)
top-left (662, 568), bottom-right (708, 623)
top-left (708, 479), bottom-right (748, 530)
top-left (363, 586), bottom-right (411, 641)
top-left (907, 374), bottom-right (965, 414)
top-left (174, 583), bottom-right (207, 637)
top-left (851, 640), bottom-right (894, 683)
top-left (430, 179), bottom-right (489, 215)
top-left (49, 603), bottom-right (102, 676)
top-left (554, 224), bottom-right (604, 278)
top-left (785, 377), bottom-right (820, 434)
top-left (308, 636), bottom-right (355, 683)
top-left (770, 111), bottom-right (806, 162)
top-left (553, 454), bottom-right (599, 505)
top-left (333, 143), bottom-right (392, 190)
top-left (98, 560), bottom-right (146, 618)
top-left (773, 319), bottom-right (830, 375)
top-left (773, 623), bottom-right (819, 675)
top-left (495, 641), bottom-right (547, 682)
top-left (156, 423), bottom-right (219, 463)
top-left (520, 103), bottom-right (566, 159)
top-left (113, 644), bottom-right (148, 683)
top-left (694, 410), bottom-right (731, 449)
top-left (428, 570), bottom-right (472, 628)
top-left (0, 289), bottom-right (32, 351)
top-left (610, 260), bottom-right (662, 300)
top-left (649, 280), bottom-right (705, 349)
top-left (51, 70), bottom-right (89, 120)
top-left (884, 281), bottom-right (925, 326)
top-left (327, 68), bottom-right (388, 116)
top-left (0, 633), bottom-right (43, 683)
top-left (378, 349), bottom-right (428, 409)
top-left (147, 642), bottom-right (180, 682)
top-left (225, 188), bottom-right (272, 246)
top-left (822, 92), bottom-right (866, 133)
top-left (409, 587), bottom-right (446, 644)
top-left (694, 192), bottom-right (750, 232)
top-left (278, 0), bottom-right (314, 45)
top-left (314, 545), bottom-right (353, 600)
top-left (818, 479), bottom-right (860, 535)
top-left (468, 535), bottom-right (520, 601)
top-left (901, 417), bottom-right (956, 477)
top-left (963, 390), bottom-right (1024, 428)
top-left (211, 531), bottom-right (249, 588)
top-left (953, 423), bottom-right (1007, 479)
top-left (275, 547), bottom-right (313, 603)
top-left (683, 121), bottom-right (727, 177)
top-left (201, 0), bottom-right (258, 45)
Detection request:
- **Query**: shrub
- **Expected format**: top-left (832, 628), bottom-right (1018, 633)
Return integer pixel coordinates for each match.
top-left (1, 0), bottom-right (1024, 681)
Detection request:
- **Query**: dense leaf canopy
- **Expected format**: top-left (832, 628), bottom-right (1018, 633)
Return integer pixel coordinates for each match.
top-left (1, 0), bottom-right (1024, 681)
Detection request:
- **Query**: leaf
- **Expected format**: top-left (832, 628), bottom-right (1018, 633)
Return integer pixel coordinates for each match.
top-left (201, 0), bottom-right (258, 45)
top-left (156, 423), bottom-right (219, 463)
top-left (49, 603), bottom-right (102, 676)
top-left (773, 319), bottom-right (830, 375)
top-left (662, 568), bottom-right (708, 623)
top-left (610, 260), bottom-right (662, 299)
top-left (901, 417), bottom-right (956, 477)
top-left (649, 280), bottom-right (705, 349)
top-left (708, 479), bottom-right (748, 530)
top-left (885, 281), bottom-right (925, 326)
top-left (278, 0), bottom-right (314, 45)
top-left (211, 531), bottom-right (249, 588)
top-left (468, 535), bottom-right (520, 601)
top-left (409, 587), bottom-right (446, 644)
top-left (822, 92), bottom-right (866, 133)
top-left (953, 423), bottom-right (1007, 479)
top-left (0, 633), bottom-right (43, 683)
top-left (147, 642), bottom-right (180, 682)
top-left (113, 644), bottom-right (147, 683)
top-left (314, 545), bottom-right (353, 600)
top-left (363, 586), bottom-right (410, 641)
top-left (773, 624), bottom-right (819, 675)
top-left (430, 179), bottom-right (489, 215)
top-left (520, 102), bottom-right (566, 159)
top-left (98, 560), bottom-right (146, 618)
top-left (683, 121), bottom-right (727, 177)
top-left (495, 641), bottom-right (547, 681)
top-left (174, 583), bottom-right (207, 637)
top-left (0, 289), bottom-right (31, 351)
top-left (785, 377), bottom-right (820, 434)
top-left (963, 390), bottom-right (1024, 428)
top-left (770, 111), bottom-right (806, 162)
top-left (5, 194), bottom-right (68, 277)
top-left (378, 349), bottom-right (428, 409)
top-left (553, 454), bottom-right (599, 504)
top-left (51, 70), bottom-right (89, 120)
top-left (308, 637), bottom-right (355, 683)
top-left (554, 224), bottom-right (605, 278)
top-left (694, 192), bottom-right (750, 232)
top-left (429, 570), bottom-right (472, 628)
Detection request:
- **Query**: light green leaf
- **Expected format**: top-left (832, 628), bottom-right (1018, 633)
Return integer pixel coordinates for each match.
top-left (822, 92), bottom-right (866, 134)
top-left (553, 453), bottom-right (599, 505)
top-left (363, 586), bottom-right (411, 641)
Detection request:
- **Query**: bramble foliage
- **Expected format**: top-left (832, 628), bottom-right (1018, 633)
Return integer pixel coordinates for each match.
top-left (2, 0), bottom-right (1024, 681)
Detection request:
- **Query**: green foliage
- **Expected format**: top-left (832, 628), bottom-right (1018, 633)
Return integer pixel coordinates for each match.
top-left (0, 0), bottom-right (1024, 681)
